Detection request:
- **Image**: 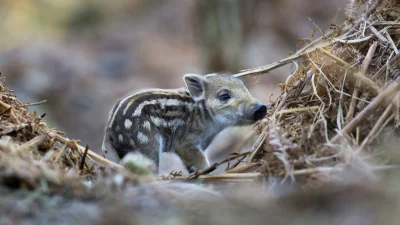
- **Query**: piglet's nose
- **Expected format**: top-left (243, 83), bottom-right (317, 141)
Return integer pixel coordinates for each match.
top-left (253, 104), bottom-right (267, 121)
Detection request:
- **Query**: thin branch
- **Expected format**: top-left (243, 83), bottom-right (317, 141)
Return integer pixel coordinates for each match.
top-left (373, 21), bottom-right (400, 26)
top-left (164, 165), bottom-right (397, 181)
top-left (225, 162), bottom-right (260, 173)
top-left (340, 0), bottom-right (382, 41)
top-left (319, 48), bottom-right (381, 94)
top-left (0, 99), bottom-right (11, 109)
top-left (274, 94), bottom-right (289, 118)
top-left (246, 123), bottom-right (270, 163)
top-left (79, 145), bottom-right (90, 171)
top-left (234, 42), bottom-right (332, 78)
top-left (346, 41), bottom-right (378, 123)
top-left (275, 106), bottom-right (320, 115)
top-left (233, 25), bottom-right (349, 79)
top-left (372, 53), bottom-right (400, 79)
top-left (333, 35), bottom-right (373, 44)
top-left (169, 172), bottom-right (263, 181)
top-left (325, 75), bottom-right (400, 149)
top-left (352, 72), bottom-right (382, 94)
top-left (0, 122), bottom-right (47, 136)
top-left (188, 151), bottom-right (252, 179)
top-left (0, 107), bottom-right (11, 116)
top-left (291, 164), bottom-right (396, 176)
top-left (385, 31), bottom-right (399, 55)
top-left (292, 69), bottom-right (313, 102)
top-left (359, 104), bottom-right (393, 150)
top-left (21, 100), bottom-right (48, 107)
top-left (15, 135), bottom-right (48, 152)
top-left (369, 26), bottom-right (388, 42)
top-left (319, 48), bottom-right (349, 65)
top-left (308, 17), bottom-right (334, 42)
top-left (228, 154), bottom-right (247, 170)
top-left (49, 133), bottom-right (123, 169)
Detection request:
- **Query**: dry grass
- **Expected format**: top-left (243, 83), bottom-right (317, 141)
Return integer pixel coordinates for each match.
top-left (1, 2), bottom-right (400, 224)
top-left (0, 76), bottom-right (152, 197)
top-left (0, 0), bottom-right (399, 188)
top-left (163, 0), bottom-right (400, 188)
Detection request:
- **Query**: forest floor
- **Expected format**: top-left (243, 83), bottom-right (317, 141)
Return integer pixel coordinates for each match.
top-left (1, 1), bottom-right (400, 225)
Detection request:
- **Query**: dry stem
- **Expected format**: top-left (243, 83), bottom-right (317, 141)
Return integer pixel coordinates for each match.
top-left (359, 104), bottom-right (393, 150)
top-left (50, 133), bottom-right (123, 169)
top-left (339, 0), bottom-right (382, 41)
top-left (369, 26), bottom-right (388, 42)
top-left (189, 151), bottom-right (252, 179)
top-left (15, 135), bottom-right (49, 152)
top-left (346, 41), bottom-right (378, 123)
top-left (225, 162), bottom-right (260, 173)
top-left (247, 123), bottom-right (270, 163)
top-left (327, 75), bottom-right (400, 148)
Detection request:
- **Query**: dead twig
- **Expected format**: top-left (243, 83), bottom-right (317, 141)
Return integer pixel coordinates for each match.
top-left (276, 106), bottom-right (320, 115)
top-left (339, 0), bottom-right (382, 41)
top-left (319, 48), bottom-right (349, 65)
top-left (359, 104), bottom-right (393, 150)
top-left (247, 122), bottom-right (270, 163)
top-left (352, 72), bottom-right (382, 94)
top-left (372, 53), bottom-right (400, 79)
top-left (175, 172), bottom-right (263, 181)
top-left (319, 48), bottom-right (381, 94)
top-left (385, 31), bottom-right (399, 55)
top-left (291, 164), bottom-right (396, 176)
top-left (234, 42), bottom-right (332, 78)
top-left (163, 170), bottom-right (183, 179)
top-left (326, 75), bottom-right (400, 148)
top-left (369, 26), bottom-right (388, 42)
top-left (334, 35), bottom-right (373, 44)
top-left (274, 69), bottom-right (312, 121)
top-left (0, 122), bottom-right (47, 136)
top-left (21, 100), bottom-right (48, 107)
top-left (346, 41), bottom-right (378, 123)
top-left (233, 25), bottom-right (349, 79)
top-left (168, 165), bottom-right (397, 181)
top-left (292, 69), bottom-right (313, 102)
top-left (79, 145), bottom-right (90, 171)
top-left (226, 130), bottom-right (256, 166)
top-left (373, 21), bottom-right (400, 26)
top-left (225, 162), bottom-right (260, 173)
top-left (0, 99), bottom-right (12, 109)
top-left (49, 133), bottom-right (123, 169)
top-left (0, 106), bottom-right (11, 116)
top-left (189, 151), bottom-right (252, 179)
top-left (227, 154), bottom-right (247, 170)
top-left (308, 17), bottom-right (334, 43)
top-left (274, 94), bottom-right (289, 118)
top-left (15, 135), bottom-right (49, 152)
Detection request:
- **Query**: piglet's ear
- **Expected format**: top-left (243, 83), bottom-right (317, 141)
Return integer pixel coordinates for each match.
top-left (183, 74), bottom-right (207, 101)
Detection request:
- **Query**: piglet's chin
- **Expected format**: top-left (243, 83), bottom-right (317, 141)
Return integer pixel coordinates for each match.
top-left (235, 118), bottom-right (258, 126)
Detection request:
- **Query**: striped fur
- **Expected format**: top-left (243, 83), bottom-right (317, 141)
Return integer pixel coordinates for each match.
top-left (102, 73), bottom-right (267, 173)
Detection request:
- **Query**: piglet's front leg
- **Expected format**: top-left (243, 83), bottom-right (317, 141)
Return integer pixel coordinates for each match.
top-left (175, 145), bottom-right (210, 173)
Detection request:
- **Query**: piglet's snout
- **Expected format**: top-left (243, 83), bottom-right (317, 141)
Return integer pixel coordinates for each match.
top-left (253, 104), bottom-right (267, 121)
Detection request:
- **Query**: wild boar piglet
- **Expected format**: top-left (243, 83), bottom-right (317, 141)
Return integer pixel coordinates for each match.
top-left (102, 73), bottom-right (267, 173)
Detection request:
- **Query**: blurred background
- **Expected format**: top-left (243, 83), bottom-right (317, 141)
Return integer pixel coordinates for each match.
top-left (0, 0), bottom-right (348, 153)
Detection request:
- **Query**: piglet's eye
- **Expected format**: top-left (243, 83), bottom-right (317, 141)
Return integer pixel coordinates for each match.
top-left (218, 93), bottom-right (231, 102)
